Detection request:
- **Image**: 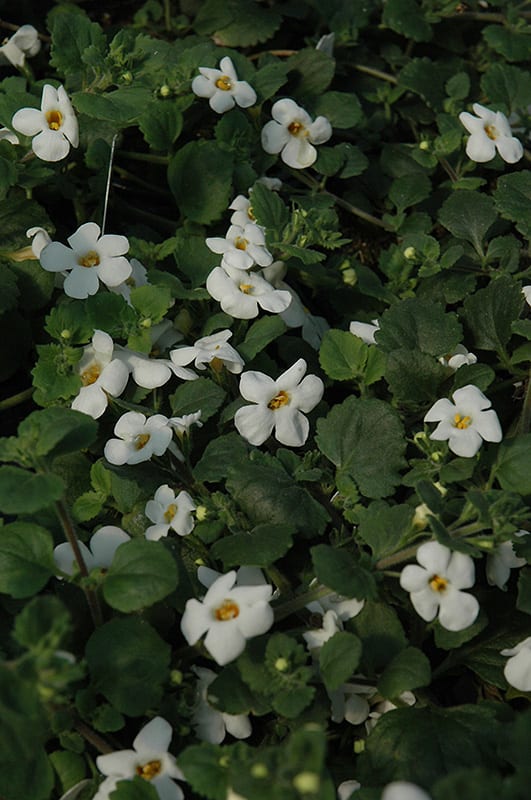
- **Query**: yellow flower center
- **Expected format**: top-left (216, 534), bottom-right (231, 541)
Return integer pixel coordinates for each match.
top-left (215, 75), bottom-right (232, 91)
top-left (134, 433), bottom-right (151, 450)
top-left (267, 390), bottom-right (290, 410)
top-left (484, 124), bottom-right (498, 141)
top-left (214, 599), bottom-right (240, 621)
top-left (429, 574), bottom-right (448, 593)
top-left (80, 364), bottom-right (101, 386)
top-left (210, 356), bottom-right (224, 372)
top-left (164, 503), bottom-right (177, 523)
top-left (46, 109), bottom-right (63, 131)
top-left (78, 250), bottom-right (100, 268)
top-left (136, 760), bottom-right (162, 780)
top-left (453, 413), bottom-right (472, 430)
top-left (234, 236), bottom-right (248, 251)
top-left (247, 205), bottom-right (256, 221)
top-left (239, 282), bottom-right (253, 294)
top-left (288, 120), bottom-right (306, 137)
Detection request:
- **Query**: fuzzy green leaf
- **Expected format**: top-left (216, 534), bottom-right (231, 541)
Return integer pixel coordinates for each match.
top-left (103, 539), bottom-right (178, 612)
top-left (0, 523), bottom-right (54, 599)
top-left (378, 647), bottom-right (431, 699)
top-left (319, 631), bottom-right (363, 692)
top-left (168, 141), bottom-right (234, 225)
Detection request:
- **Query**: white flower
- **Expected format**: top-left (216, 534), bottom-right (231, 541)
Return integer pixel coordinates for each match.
top-left (104, 411), bottom-right (174, 465)
top-left (94, 717), bottom-right (184, 800)
top-left (39, 221), bottom-right (132, 299)
top-left (303, 609), bottom-right (343, 653)
top-left (261, 98), bottom-right (332, 169)
top-left (71, 330), bottom-right (129, 419)
top-left (306, 590), bottom-right (364, 623)
top-left (206, 264), bottom-right (291, 319)
top-left (424, 384), bottom-right (502, 458)
top-left (207, 223), bottom-right (273, 272)
top-left (26, 226), bottom-right (52, 258)
top-left (0, 25), bottom-right (41, 68)
top-left (109, 257), bottom-right (149, 304)
top-left (262, 262), bottom-right (329, 349)
top-left (12, 83), bottom-right (78, 162)
top-left (234, 358), bottom-right (324, 447)
top-left (229, 195), bottom-right (258, 228)
top-left (198, 565), bottom-right (270, 591)
top-left (170, 329), bottom-right (244, 374)
top-left (399, 540), bottom-right (479, 632)
top-left (192, 57), bottom-right (256, 114)
top-left (522, 286), bottom-right (531, 307)
top-left (459, 103), bottom-right (523, 164)
top-left (115, 321), bottom-right (194, 389)
top-left (381, 782), bottom-right (432, 800)
top-left (145, 485), bottom-right (196, 540)
top-left (0, 127), bottom-right (19, 144)
top-left (438, 344), bottom-right (477, 371)
top-left (337, 780), bottom-right (360, 800)
top-left (329, 681), bottom-right (374, 725)
top-left (349, 319), bottom-right (379, 345)
top-left (501, 637), bottom-right (531, 692)
top-left (54, 526), bottom-right (130, 576)
top-left (486, 531), bottom-right (527, 590)
top-left (168, 411), bottom-right (203, 436)
top-left (316, 33), bottom-right (335, 57)
top-left (192, 666), bottom-right (252, 744)
top-left (365, 691), bottom-right (416, 733)
top-left (180, 569), bottom-right (274, 666)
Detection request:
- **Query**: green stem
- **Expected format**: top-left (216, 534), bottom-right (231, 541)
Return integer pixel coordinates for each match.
top-left (273, 584), bottom-right (334, 622)
top-left (0, 386), bottom-right (33, 411)
top-left (74, 720), bottom-right (114, 754)
top-left (117, 150), bottom-right (169, 165)
top-left (353, 63), bottom-right (398, 85)
top-left (452, 10), bottom-right (531, 21)
top-left (163, 0), bottom-right (172, 31)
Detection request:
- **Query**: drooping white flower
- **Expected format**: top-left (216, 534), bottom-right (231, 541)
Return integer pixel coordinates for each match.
top-left (306, 589), bottom-right (364, 623)
top-left (261, 98), bottom-right (332, 169)
top-left (329, 681), bottom-right (375, 726)
top-left (399, 540), bottom-right (479, 632)
top-left (522, 285), bottom-right (531, 307)
top-left (192, 666), bottom-right (252, 744)
top-left (303, 609), bottom-right (343, 653)
top-left (229, 195), bottom-right (258, 228)
top-left (501, 637), bottom-right (531, 692)
top-left (486, 532), bottom-right (528, 590)
top-left (115, 321), bottom-right (194, 389)
top-left (71, 330), bottom-right (129, 419)
top-left (39, 221), bottom-right (132, 299)
top-left (145, 485), bottom-right (196, 540)
top-left (94, 717), bottom-right (185, 800)
top-left (381, 782), bottom-right (432, 800)
top-left (234, 358), bottom-right (324, 447)
top-left (109, 257), bottom-right (149, 304)
top-left (192, 56), bottom-right (256, 114)
top-left (364, 691), bottom-right (416, 733)
top-left (207, 223), bottom-right (273, 272)
top-left (0, 127), bottom-right (19, 144)
top-left (424, 384), bottom-right (502, 458)
top-left (26, 226), bottom-right (52, 258)
top-left (206, 264), bottom-right (291, 319)
top-left (349, 319), bottom-right (379, 345)
top-left (0, 25), bottom-right (41, 68)
top-left (181, 569), bottom-right (274, 666)
top-left (170, 329), bottom-right (244, 374)
top-left (459, 103), bottom-right (523, 164)
top-left (54, 526), bottom-right (130, 576)
top-left (12, 83), bottom-right (78, 162)
top-left (168, 411), bottom-right (203, 436)
top-left (438, 344), bottom-right (477, 371)
top-left (337, 780), bottom-right (361, 800)
top-left (104, 411), bottom-right (174, 465)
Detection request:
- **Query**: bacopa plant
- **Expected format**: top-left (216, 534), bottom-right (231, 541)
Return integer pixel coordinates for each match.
top-left (0, 2), bottom-right (530, 800)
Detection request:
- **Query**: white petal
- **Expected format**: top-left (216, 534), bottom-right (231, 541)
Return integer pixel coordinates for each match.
top-left (96, 750), bottom-right (137, 778)
top-left (31, 129), bottom-right (71, 162)
top-left (192, 75), bottom-right (217, 98)
top-left (181, 598), bottom-right (213, 645)
top-left (239, 370), bottom-right (275, 402)
top-left (381, 782), bottom-right (431, 800)
top-left (53, 541), bottom-right (95, 575)
top-left (98, 360), bottom-right (129, 397)
top-left (465, 132), bottom-right (496, 163)
top-left (399, 564), bottom-right (429, 593)
top-left (236, 601), bottom-right (274, 638)
top-left (152, 776), bottom-right (183, 800)
top-left (452, 384), bottom-right (491, 412)
top-left (97, 256), bottom-right (132, 288)
top-left (63, 266), bottom-right (100, 299)
top-left (223, 712), bottom-right (252, 739)
top-left (204, 623), bottom-right (246, 665)
top-left (97, 233), bottom-right (129, 258)
top-left (210, 91), bottom-right (236, 114)
top-left (281, 137), bottom-right (317, 169)
top-left (271, 98), bottom-right (308, 125)
top-left (40, 241), bottom-right (76, 272)
top-left (104, 439), bottom-right (131, 465)
top-left (233, 82), bottom-right (257, 108)
top-left (71, 385), bottom-right (108, 419)
top-left (446, 550), bottom-right (475, 589)
top-left (447, 427), bottom-right (483, 457)
top-left (68, 222), bottom-right (100, 253)
top-left (503, 647), bottom-right (531, 691)
top-left (416, 541), bottom-right (451, 574)
top-left (274, 407), bottom-right (309, 447)
top-left (11, 107), bottom-right (43, 136)
top-left (133, 716), bottom-right (172, 756)
top-left (290, 374), bottom-right (324, 412)
top-left (145, 523), bottom-right (170, 541)
top-left (90, 527), bottom-right (130, 568)
top-left (234, 404), bottom-right (275, 446)
top-left (132, 358), bottom-right (174, 389)
top-left (495, 135), bottom-right (523, 164)
top-left (261, 120), bottom-right (290, 154)
top-left (409, 586), bottom-right (440, 622)
top-left (473, 409), bottom-right (502, 443)
top-left (424, 398), bottom-right (455, 423)
top-left (438, 587), bottom-right (479, 631)
top-left (308, 116), bottom-right (332, 145)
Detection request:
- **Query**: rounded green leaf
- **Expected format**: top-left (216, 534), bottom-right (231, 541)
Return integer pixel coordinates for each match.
top-left (103, 539), bottom-right (178, 612)
top-left (0, 523), bottom-right (54, 598)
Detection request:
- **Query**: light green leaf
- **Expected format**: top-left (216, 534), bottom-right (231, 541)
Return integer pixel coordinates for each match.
top-left (170, 377), bottom-right (226, 422)
top-left (319, 329), bottom-right (368, 381)
top-left (103, 539), bottom-right (178, 612)
top-left (168, 141), bottom-right (234, 224)
top-left (139, 102), bottom-right (183, 150)
top-left (0, 523), bottom-right (54, 599)
top-left (0, 466), bottom-right (65, 513)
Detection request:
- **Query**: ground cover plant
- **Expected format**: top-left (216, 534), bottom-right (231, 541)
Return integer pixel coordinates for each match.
top-left (0, 1), bottom-right (531, 798)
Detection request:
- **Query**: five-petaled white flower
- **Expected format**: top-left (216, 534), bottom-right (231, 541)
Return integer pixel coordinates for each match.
top-left (94, 716), bottom-right (185, 800)
top-left (206, 223), bottom-right (273, 272)
top-left (349, 319), bottom-right (380, 345)
top-left (170, 329), bottom-right (244, 374)
top-left (229, 194), bottom-right (258, 228)
top-left (399, 540), bottom-right (479, 632)
top-left (424, 384), bottom-right (502, 458)
top-left (206, 264), bottom-right (291, 319)
top-left (104, 411), bottom-right (174, 465)
top-left (261, 98), bottom-right (332, 169)
top-left (71, 330), bottom-right (129, 419)
top-left (192, 56), bottom-right (256, 114)
top-left (303, 609), bottom-right (342, 653)
top-left (0, 25), bottom-right (41, 68)
top-left (180, 569), bottom-right (274, 666)
top-left (192, 666), bottom-right (252, 744)
top-left (459, 103), bottom-right (523, 164)
top-left (54, 526), bottom-right (130, 576)
top-left (12, 83), bottom-right (78, 162)
top-left (145, 485), bottom-right (196, 540)
top-left (501, 637), bottom-right (531, 692)
top-left (39, 221), bottom-right (132, 299)
top-left (168, 411), bottom-right (203, 437)
top-left (234, 358), bottom-right (324, 447)
top-left (486, 532), bottom-right (527, 590)
top-left (438, 344), bottom-right (477, 371)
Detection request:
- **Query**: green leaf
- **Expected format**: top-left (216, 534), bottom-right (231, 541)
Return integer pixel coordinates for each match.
top-left (129, 285), bottom-right (173, 327)
top-left (377, 298), bottom-right (462, 356)
top-left (208, 666), bottom-right (257, 714)
top-left (210, 523), bottom-right (294, 569)
top-left (0, 522), bottom-right (54, 599)
top-left (170, 377), bottom-right (226, 422)
top-left (357, 502), bottom-right (414, 560)
top-left (73, 88), bottom-right (153, 125)
top-left (139, 102), bottom-right (183, 150)
top-left (13, 595), bottom-right (70, 649)
top-left (238, 316), bottom-right (287, 361)
top-left (517, 567), bottom-right (531, 615)
top-left (378, 647), bottom-right (431, 699)
top-left (483, 25), bottom-right (531, 63)
top-left (311, 544), bottom-right (378, 600)
top-left (494, 171), bottom-right (531, 239)
top-left (350, 601), bottom-right (407, 673)
top-left (316, 397), bottom-right (407, 499)
top-left (382, 0), bottom-right (432, 41)
top-left (193, 0), bottom-right (281, 46)
top-left (0, 266), bottom-right (19, 314)
top-left (103, 539), bottom-right (178, 612)
top-left (50, 11), bottom-right (106, 88)
top-left (49, 751), bottom-right (86, 794)
top-left (250, 182), bottom-right (289, 238)
top-left (319, 329), bottom-right (368, 381)
top-left (337, 144), bottom-right (369, 178)
top-left (439, 191), bottom-right (497, 254)
top-left (399, 57), bottom-right (452, 110)
top-left (287, 48), bottom-right (335, 95)
top-left (86, 618), bottom-right (170, 716)
top-left (168, 140), bottom-right (234, 224)
top-left (193, 433), bottom-right (249, 482)
top-left (319, 631), bottom-right (363, 692)
top-left (385, 349), bottom-right (447, 404)
top-left (389, 174), bottom-right (431, 214)
top-left (254, 62), bottom-right (288, 101)
top-left (17, 407), bottom-right (97, 459)
top-left (107, 777), bottom-right (158, 800)
top-left (462, 275), bottom-right (523, 353)
top-left (0, 466), bottom-right (65, 513)
top-left (178, 743), bottom-right (227, 800)
top-left (495, 435), bottom-right (531, 495)
top-left (481, 63), bottom-right (531, 113)
top-left (312, 92), bottom-right (363, 129)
